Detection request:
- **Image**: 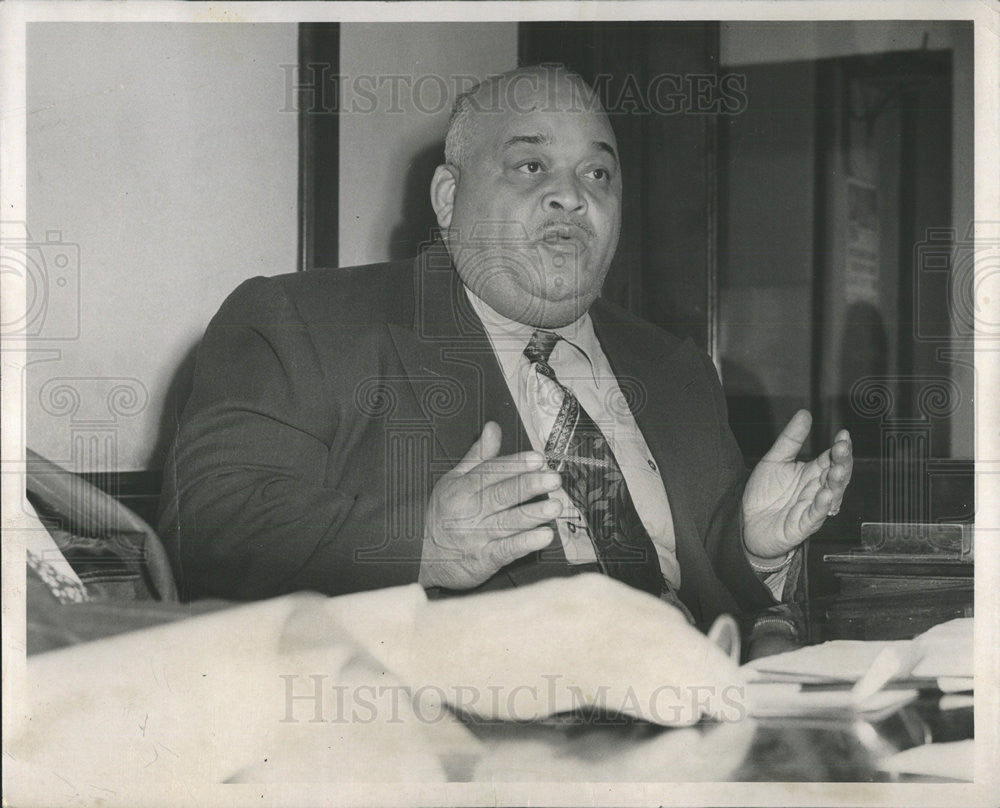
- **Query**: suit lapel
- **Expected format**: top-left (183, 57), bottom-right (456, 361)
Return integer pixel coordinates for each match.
top-left (589, 304), bottom-right (714, 615)
top-left (387, 248), bottom-right (569, 589)
top-left (387, 247), bottom-right (530, 466)
top-left (589, 303), bottom-right (698, 509)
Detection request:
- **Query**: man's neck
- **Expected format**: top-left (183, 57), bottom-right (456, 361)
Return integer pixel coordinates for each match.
top-left (462, 285), bottom-right (591, 339)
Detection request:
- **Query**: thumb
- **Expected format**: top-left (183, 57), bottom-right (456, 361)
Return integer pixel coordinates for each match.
top-left (761, 409), bottom-right (812, 463)
top-left (455, 421), bottom-right (502, 474)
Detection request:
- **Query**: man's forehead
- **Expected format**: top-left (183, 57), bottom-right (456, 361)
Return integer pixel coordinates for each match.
top-left (477, 85), bottom-right (615, 144)
top-left (494, 118), bottom-right (617, 156)
top-left (488, 107), bottom-right (616, 154)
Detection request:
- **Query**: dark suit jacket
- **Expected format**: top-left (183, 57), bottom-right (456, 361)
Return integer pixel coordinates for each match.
top-left (158, 247), bottom-right (774, 624)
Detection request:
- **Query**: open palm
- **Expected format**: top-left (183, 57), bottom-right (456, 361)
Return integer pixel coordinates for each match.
top-left (742, 410), bottom-right (853, 561)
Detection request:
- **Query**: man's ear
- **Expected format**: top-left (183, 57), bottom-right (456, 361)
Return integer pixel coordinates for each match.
top-left (430, 164), bottom-right (458, 229)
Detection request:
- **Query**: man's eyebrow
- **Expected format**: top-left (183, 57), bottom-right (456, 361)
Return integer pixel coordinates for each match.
top-left (500, 134), bottom-right (619, 165)
top-left (502, 133), bottom-right (550, 149)
top-left (592, 140), bottom-right (619, 164)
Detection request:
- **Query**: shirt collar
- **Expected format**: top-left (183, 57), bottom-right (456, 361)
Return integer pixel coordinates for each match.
top-left (464, 285), bottom-right (600, 384)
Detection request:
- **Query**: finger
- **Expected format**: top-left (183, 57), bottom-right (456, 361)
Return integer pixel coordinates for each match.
top-left (826, 464), bottom-right (845, 487)
top-left (831, 430), bottom-right (852, 459)
top-left (802, 485), bottom-right (836, 528)
top-left (761, 409), bottom-right (812, 463)
top-left (481, 469), bottom-right (563, 515)
top-left (827, 460), bottom-right (851, 488)
top-left (826, 434), bottom-right (854, 488)
top-left (822, 476), bottom-right (847, 513)
top-left (813, 447), bottom-right (832, 470)
top-left (831, 434), bottom-right (854, 472)
top-left (464, 450), bottom-right (547, 489)
top-left (477, 498), bottom-right (562, 539)
top-left (487, 526), bottom-right (554, 569)
top-left (453, 422), bottom-right (502, 475)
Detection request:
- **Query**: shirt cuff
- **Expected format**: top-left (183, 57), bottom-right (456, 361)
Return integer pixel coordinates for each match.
top-left (748, 546), bottom-right (805, 602)
top-left (745, 546), bottom-right (795, 600)
top-left (761, 565), bottom-right (791, 600)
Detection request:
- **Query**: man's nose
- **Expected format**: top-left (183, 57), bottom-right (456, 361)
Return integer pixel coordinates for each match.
top-left (541, 172), bottom-right (587, 214)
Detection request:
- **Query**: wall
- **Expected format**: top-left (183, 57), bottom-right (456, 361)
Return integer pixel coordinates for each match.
top-left (25, 22), bottom-right (518, 472)
top-left (27, 21), bottom-right (969, 471)
top-left (720, 20), bottom-right (970, 66)
top-left (338, 22), bottom-right (518, 267)
top-left (26, 23), bottom-right (299, 472)
top-left (717, 59), bottom-right (817, 458)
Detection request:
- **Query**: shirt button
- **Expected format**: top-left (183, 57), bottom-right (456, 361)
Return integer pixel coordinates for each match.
top-left (648, 458), bottom-right (657, 471)
top-left (568, 522), bottom-right (577, 533)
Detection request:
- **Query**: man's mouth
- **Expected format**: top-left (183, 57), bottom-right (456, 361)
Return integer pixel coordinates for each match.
top-left (539, 220), bottom-right (593, 249)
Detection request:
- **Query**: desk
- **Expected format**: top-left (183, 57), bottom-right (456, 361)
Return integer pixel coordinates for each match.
top-left (800, 581), bottom-right (973, 644)
top-left (459, 584), bottom-right (974, 782)
top-left (22, 578), bottom-right (974, 784)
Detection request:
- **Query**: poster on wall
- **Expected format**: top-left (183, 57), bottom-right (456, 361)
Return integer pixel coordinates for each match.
top-left (845, 177), bottom-right (881, 306)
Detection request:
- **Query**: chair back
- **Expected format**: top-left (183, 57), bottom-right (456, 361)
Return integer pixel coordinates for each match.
top-left (26, 448), bottom-right (179, 602)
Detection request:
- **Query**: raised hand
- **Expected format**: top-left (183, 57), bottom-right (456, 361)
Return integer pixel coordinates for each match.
top-left (742, 410), bottom-right (853, 562)
top-left (418, 421), bottom-right (564, 590)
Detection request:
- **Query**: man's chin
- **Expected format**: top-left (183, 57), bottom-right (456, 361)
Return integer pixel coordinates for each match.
top-left (484, 288), bottom-right (587, 328)
top-left (528, 293), bottom-right (596, 328)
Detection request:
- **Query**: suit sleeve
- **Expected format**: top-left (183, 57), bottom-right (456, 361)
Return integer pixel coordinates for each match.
top-left (696, 351), bottom-right (777, 614)
top-left (157, 276), bottom-right (419, 600)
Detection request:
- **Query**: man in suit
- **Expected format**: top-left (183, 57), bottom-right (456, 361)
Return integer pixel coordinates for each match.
top-left (159, 65), bottom-right (852, 626)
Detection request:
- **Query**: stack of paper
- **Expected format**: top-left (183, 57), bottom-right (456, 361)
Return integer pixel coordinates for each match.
top-left (741, 618), bottom-right (973, 719)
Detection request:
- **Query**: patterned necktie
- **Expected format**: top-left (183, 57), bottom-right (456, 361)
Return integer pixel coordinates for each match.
top-left (524, 330), bottom-right (665, 597)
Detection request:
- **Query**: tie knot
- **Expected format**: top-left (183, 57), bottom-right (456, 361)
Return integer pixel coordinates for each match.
top-left (524, 330), bottom-right (560, 366)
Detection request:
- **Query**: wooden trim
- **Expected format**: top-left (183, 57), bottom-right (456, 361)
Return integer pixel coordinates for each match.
top-left (79, 469), bottom-right (163, 498)
top-left (298, 23), bottom-right (340, 270)
top-left (810, 61), bottom-right (834, 458)
top-left (78, 469), bottom-right (164, 528)
top-left (705, 24), bottom-right (721, 372)
top-left (896, 87), bottom-right (918, 420)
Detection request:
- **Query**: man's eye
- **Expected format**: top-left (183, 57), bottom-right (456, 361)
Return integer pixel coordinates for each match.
top-left (588, 167), bottom-right (610, 181)
top-left (519, 161), bottom-right (543, 174)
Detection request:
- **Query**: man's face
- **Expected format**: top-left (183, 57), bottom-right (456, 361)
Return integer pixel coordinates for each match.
top-left (439, 75), bottom-right (622, 328)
